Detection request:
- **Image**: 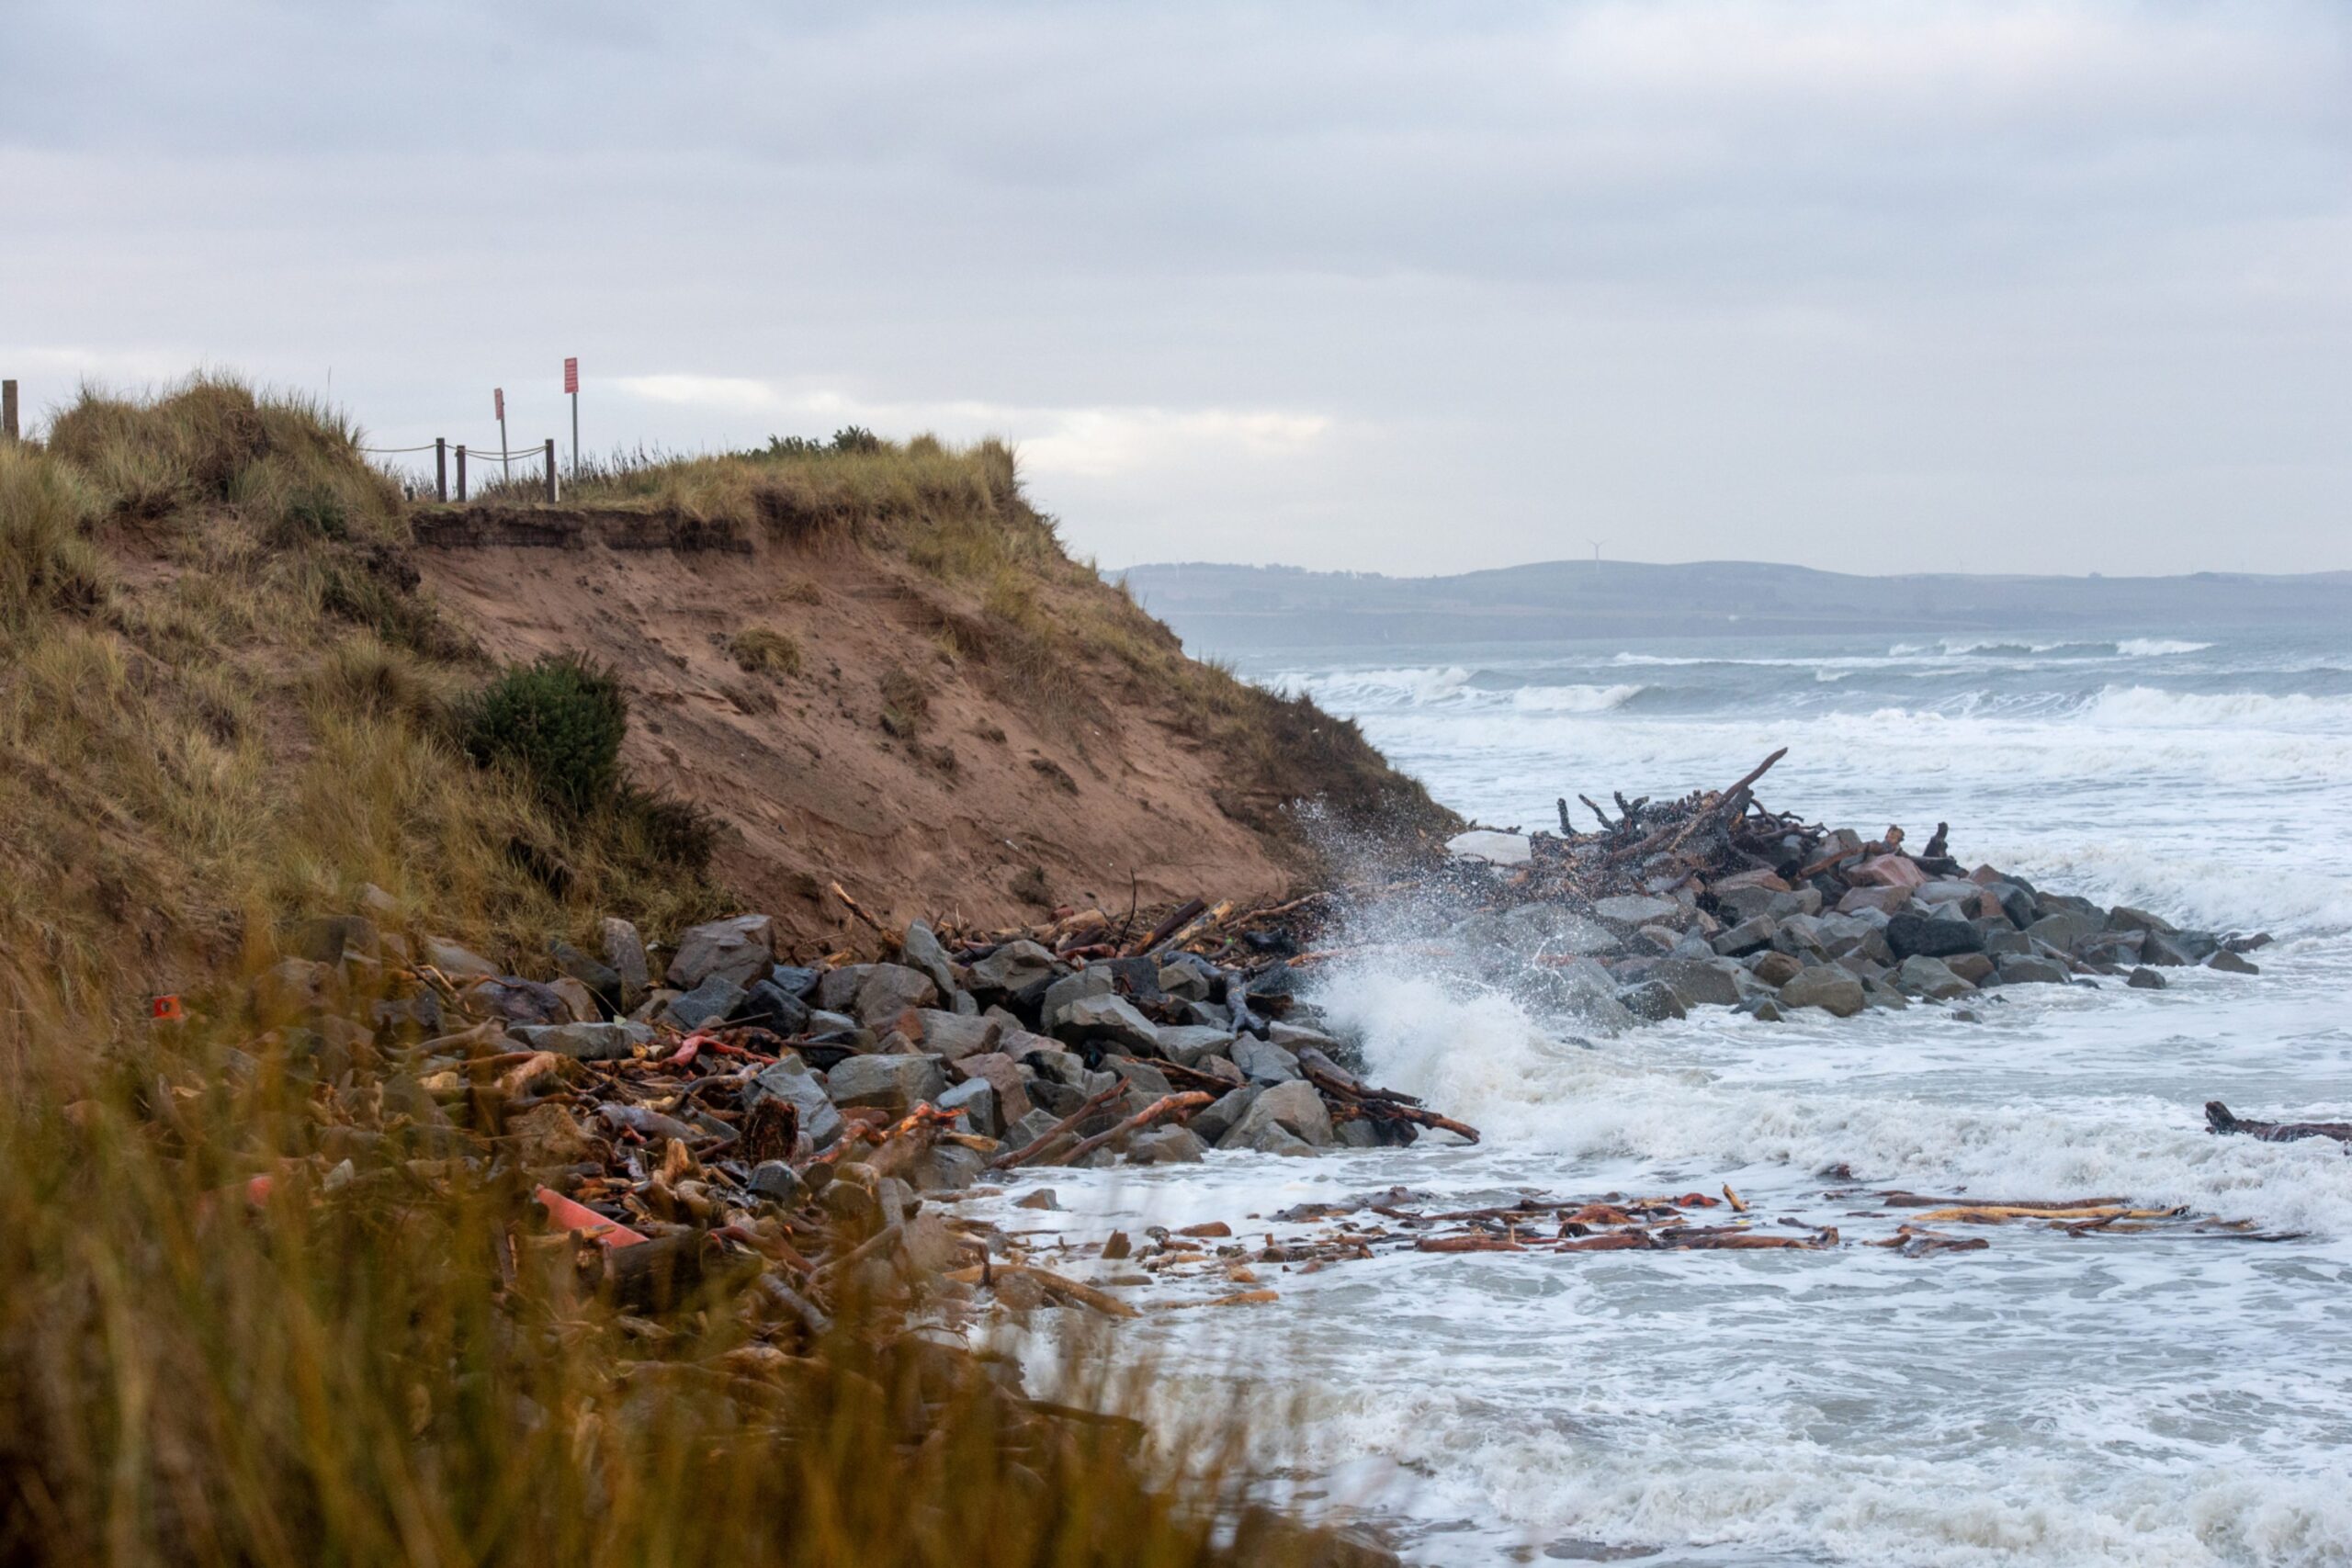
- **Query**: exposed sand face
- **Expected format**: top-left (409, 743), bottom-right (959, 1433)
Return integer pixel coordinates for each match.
top-left (417, 522), bottom-right (1292, 954)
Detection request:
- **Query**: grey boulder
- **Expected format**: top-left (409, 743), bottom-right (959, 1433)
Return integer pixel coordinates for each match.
top-left (1781, 966), bottom-right (1866, 1017)
top-left (507, 1020), bottom-right (652, 1060)
top-left (666, 914), bottom-right (775, 990)
top-left (825, 1053), bottom-right (949, 1114)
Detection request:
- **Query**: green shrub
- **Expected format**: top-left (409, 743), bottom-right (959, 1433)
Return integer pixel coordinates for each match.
top-left (267, 486), bottom-right (350, 545)
top-left (458, 654), bottom-right (627, 814)
top-left (609, 784), bottom-right (721, 876)
top-left (831, 425), bottom-right (882, 454)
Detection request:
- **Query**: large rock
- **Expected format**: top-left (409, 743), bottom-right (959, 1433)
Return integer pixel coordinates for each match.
top-left (1748, 950), bottom-right (1804, 987)
top-left (1155, 1025), bottom-right (1238, 1066)
top-left (2076, 931), bottom-right (2147, 966)
top-left (937, 1077), bottom-right (1001, 1137)
top-left (1617, 980), bottom-right (1686, 1021)
top-left (738, 978), bottom-right (812, 1036)
top-left (1848, 855), bottom-right (1927, 890)
top-left (2108, 906), bottom-right (2178, 936)
top-left (2206, 949), bottom-right (2260, 975)
top-left (1996, 953), bottom-right (2069, 985)
top-left (766, 964), bottom-right (821, 998)
top-left (908, 1009), bottom-right (1001, 1061)
top-left (2027, 911), bottom-right (2106, 953)
top-left (1650, 958), bottom-right (1743, 1010)
top-left (825, 1054), bottom-right (948, 1114)
top-left (550, 939), bottom-right (623, 1007)
top-left (948, 1052), bottom-right (1035, 1125)
top-left (424, 938), bottom-right (500, 980)
top-left (1594, 894), bottom-right (1680, 928)
top-left (1039, 968), bottom-right (1113, 1029)
top-left (1980, 882), bottom-right (2038, 930)
top-left (2126, 967), bottom-right (2167, 990)
top-left (1218, 1079), bottom-right (1333, 1152)
top-left (750, 1058), bottom-right (844, 1148)
top-left (853, 964), bottom-right (940, 1029)
top-left (1104, 1057), bottom-right (1172, 1097)
top-left (899, 920), bottom-right (961, 998)
top-left (466, 976), bottom-right (571, 1026)
top-left (1946, 953), bottom-right (1996, 985)
top-left (508, 1020), bottom-right (653, 1060)
top-left (1231, 1036), bottom-right (1302, 1085)
top-left (1886, 914), bottom-right (1985, 961)
top-left (964, 940), bottom-right (1058, 1001)
top-left (1895, 955), bottom-right (1976, 1000)
top-left (665, 914), bottom-right (775, 990)
top-left (661, 975), bottom-right (748, 1032)
top-left (1711, 916), bottom-right (1777, 957)
top-left (1836, 886), bottom-right (1916, 917)
top-left (2139, 930), bottom-right (2197, 967)
top-left (599, 917), bottom-right (651, 1010)
top-left (1191, 1086), bottom-right (1259, 1145)
top-left (815, 964), bottom-right (873, 1014)
top-left (1128, 1125), bottom-right (1208, 1165)
top-left (1055, 993), bottom-right (1160, 1053)
top-left (1781, 966), bottom-right (1866, 1017)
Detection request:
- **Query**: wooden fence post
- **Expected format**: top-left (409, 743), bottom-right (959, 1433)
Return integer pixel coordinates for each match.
top-left (435, 439), bottom-right (447, 502)
top-left (456, 445), bottom-right (468, 502)
top-left (543, 438), bottom-right (557, 503)
top-left (2, 380), bottom-right (17, 442)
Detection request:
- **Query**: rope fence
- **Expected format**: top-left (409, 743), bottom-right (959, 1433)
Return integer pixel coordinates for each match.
top-left (358, 433), bottom-right (562, 505)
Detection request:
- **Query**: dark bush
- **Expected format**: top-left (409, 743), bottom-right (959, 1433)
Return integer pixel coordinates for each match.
top-left (610, 784), bottom-right (721, 876)
top-left (458, 654), bottom-right (627, 814)
top-left (831, 425), bottom-right (883, 455)
top-left (269, 488), bottom-right (349, 545)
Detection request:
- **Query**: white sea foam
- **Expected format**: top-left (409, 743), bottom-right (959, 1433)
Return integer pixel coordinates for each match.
top-left (1028, 623), bottom-right (2352, 1567)
top-left (2117, 637), bottom-right (2216, 657)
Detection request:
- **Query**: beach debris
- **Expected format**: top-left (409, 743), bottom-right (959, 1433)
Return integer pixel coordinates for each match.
top-left (2206, 1101), bottom-right (2352, 1147)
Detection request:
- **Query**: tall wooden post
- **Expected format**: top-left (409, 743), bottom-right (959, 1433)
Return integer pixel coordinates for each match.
top-left (435, 439), bottom-right (447, 502)
top-left (456, 445), bottom-right (468, 502)
top-left (543, 438), bottom-right (558, 503)
top-left (1, 379), bottom-right (17, 442)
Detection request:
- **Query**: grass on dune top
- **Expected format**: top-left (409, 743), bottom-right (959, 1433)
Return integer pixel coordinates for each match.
top-left (0, 377), bottom-right (720, 1043)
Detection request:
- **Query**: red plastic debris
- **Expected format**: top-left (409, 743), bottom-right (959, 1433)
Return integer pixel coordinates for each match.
top-left (535, 1186), bottom-right (648, 1249)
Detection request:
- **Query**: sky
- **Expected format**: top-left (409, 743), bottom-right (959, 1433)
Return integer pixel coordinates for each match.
top-left (6, 1), bottom-right (2348, 577)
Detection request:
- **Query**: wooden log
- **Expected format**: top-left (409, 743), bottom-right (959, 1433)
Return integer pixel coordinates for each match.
top-left (1126, 897), bottom-right (1206, 956)
top-left (1047, 1090), bottom-right (1210, 1167)
top-left (2206, 1100), bottom-right (2352, 1145)
top-left (989, 1081), bottom-right (1125, 1169)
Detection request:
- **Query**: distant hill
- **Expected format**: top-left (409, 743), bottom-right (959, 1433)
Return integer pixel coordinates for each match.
top-left (1114, 558), bottom-right (2352, 649)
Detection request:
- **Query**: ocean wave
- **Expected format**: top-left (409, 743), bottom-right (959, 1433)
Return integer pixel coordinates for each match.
top-left (1509, 682), bottom-right (1644, 714)
top-left (2116, 637), bottom-right (2214, 657)
top-left (2081, 685), bottom-right (2351, 727)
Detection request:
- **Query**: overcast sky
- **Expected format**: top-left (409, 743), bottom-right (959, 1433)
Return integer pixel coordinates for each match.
top-left (6, 2), bottom-right (2348, 576)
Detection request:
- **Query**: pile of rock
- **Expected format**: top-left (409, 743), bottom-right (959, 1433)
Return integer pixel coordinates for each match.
top-left (342, 904), bottom-right (1473, 1202)
top-left (1438, 823), bottom-right (2271, 1026)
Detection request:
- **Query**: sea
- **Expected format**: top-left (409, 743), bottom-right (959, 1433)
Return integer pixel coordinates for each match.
top-left (978, 623), bottom-right (2352, 1567)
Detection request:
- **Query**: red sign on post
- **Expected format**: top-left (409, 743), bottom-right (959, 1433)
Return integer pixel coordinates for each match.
top-left (493, 387), bottom-right (504, 420)
top-left (563, 357), bottom-right (579, 394)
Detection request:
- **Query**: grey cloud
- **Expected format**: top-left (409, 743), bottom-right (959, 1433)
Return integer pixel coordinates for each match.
top-left (5, 1), bottom-right (2348, 575)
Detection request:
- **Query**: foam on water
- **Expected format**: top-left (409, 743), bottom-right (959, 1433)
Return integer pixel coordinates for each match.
top-left (981, 623), bottom-right (2352, 1566)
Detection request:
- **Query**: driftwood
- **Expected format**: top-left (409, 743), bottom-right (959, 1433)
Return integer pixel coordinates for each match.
top-left (1296, 1046), bottom-right (1482, 1145)
top-left (2207, 1100), bottom-right (2352, 1146)
top-left (1125, 897), bottom-right (1206, 957)
top-left (1047, 1091), bottom-right (1211, 1167)
top-left (989, 1081), bottom-right (1125, 1169)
